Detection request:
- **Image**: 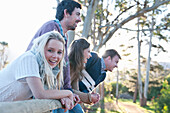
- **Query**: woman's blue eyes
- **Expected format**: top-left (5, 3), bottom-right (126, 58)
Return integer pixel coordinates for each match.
top-left (48, 50), bottom-right (53, 52)
top-left (48, 50), bottom-right (62, 54)
top-left (58, 51), bottom-right (62, 54)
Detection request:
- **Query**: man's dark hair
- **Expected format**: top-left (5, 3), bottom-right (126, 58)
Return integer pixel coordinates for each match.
top-left (56, 0), bottom-right (82, 21)
top-left (102, 49), bottom-right (121, 60)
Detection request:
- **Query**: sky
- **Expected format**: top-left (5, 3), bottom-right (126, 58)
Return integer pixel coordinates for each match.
top-left (0, 0), bottom-right (170, 67)
top-left (0, 0), bottom-right (56, 61)
top-left (99, 26), bottom-right (170, 70)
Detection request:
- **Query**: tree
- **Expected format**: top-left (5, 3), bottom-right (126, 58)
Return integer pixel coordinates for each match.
top-left (79, 0), bottom-right (170, 51)
top-left (55, 0), bottom-right (170, 107)
top-left (136, 15), bottom-right (144, 106)
top-left (77, 2), bottom-right (170, 104)
top-left (0, 41), bottom-right (8, 70)
top-left (133, 78), bottom-right (138, 103)
top-left (144, 10), bottom-right (155, 106)
top-left (136, 3), bottom-right (169, 106)
top-left (116, 68), bottom-right (119, 104)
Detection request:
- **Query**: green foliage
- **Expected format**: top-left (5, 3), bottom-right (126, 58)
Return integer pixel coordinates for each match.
top-left (0, 41), bottom-right (8, 46)
top-left (147, 86), bottom-right (161, 101)
top-left (121, 59), bottom-right (167, 100)
top-left (166, 74), bottom-right (170, 85)
top-left (104, 95), bottom-right (114, 103)
top-left (147, 76), bottom-right (164, 100)
top-left (150, 62), bottom-right (164, 72)
top-left (122, 70), bottom-right (138, 93)
top-left (154, 13), bottom-right (170, 42)
top-left (104, 82), bottom-right (129, 97)
top-left (153, 80), bottom-right (170, 113)
top-left (0, 41), bottom-right (9, 69)
top-left (115, 0), bottom-right (128, 12)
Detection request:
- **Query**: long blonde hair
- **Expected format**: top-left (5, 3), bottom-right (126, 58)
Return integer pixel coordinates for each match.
top-left (31, 31), bottom-right (65, 89)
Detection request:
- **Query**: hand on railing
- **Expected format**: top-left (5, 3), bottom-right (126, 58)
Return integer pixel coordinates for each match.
top-left (73, 93), bottom-right (80, 106)
top-left (60, 93), bottom-right (80, 112)
top-left (91, 92), bottom-right (100, 104)
top-left (60, 97), bottom-right (73, 112)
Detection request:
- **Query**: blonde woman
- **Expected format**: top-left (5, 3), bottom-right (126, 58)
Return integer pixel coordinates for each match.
top-left (0, 31), bottom-right (74, 111)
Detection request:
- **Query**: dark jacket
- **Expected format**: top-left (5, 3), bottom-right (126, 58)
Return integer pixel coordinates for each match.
top-left (79, 52), bottom-right (106, 93)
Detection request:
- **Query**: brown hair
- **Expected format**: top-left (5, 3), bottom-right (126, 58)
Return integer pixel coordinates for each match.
top-left (69, 38), bottom-right (90, 83)
top-left (102, 49), bottom-right (121, 59)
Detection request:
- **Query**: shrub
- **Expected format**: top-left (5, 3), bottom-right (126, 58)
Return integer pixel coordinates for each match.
top-left (147, 86), bottom-right (161, 100)
top-left (104, 82), bottom-right (130, 97)
top-left (153, 80), bottom-right (170, 113)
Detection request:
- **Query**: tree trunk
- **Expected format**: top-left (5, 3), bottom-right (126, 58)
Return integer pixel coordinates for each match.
top-left (82, 0), bottom-right (100, 38)
top-left (99, 82), bottom-right (105, 111)
top-left (144, 12), bottom-right (154, 106)
top-left (99, 82), bottom-right (104, 100)
top-left (133, 79), bottom-right (138, 103)
top-left (137, 17), bottom-right (144, 106)
top-left (116, 69), bottom-right (119, 104)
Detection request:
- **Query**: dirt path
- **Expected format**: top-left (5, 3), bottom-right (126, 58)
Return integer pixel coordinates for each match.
top-left (83, 100), bottom-right (147, 113)
top-left (118, 102), bottom-right (145, 113)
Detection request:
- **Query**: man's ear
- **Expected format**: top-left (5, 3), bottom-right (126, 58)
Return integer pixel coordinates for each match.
top-left (64, 9), bottom-right (69, 18)
top-left (108, 56), bottom-right (111, 60)
top-left (105, 56), bottom-right (111, 61)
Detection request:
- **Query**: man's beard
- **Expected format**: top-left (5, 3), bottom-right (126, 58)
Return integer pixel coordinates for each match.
top-left (68, 26), bottom-right (76, 30)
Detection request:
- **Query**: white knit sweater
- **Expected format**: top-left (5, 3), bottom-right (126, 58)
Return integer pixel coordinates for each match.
top-left (0, 51), bottom-right (40, 102)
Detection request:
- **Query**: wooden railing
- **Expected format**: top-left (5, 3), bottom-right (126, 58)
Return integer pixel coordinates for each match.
top-left (0, 99), bottom-right (62, 113)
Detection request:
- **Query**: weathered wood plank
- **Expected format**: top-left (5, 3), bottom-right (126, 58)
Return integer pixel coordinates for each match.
top-left (0, 99), bottom-right (62, 113)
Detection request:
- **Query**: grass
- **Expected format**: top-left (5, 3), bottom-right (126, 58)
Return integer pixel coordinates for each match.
top-left (83, 97), bottom-right (121, 113)
top-left (118, 98), bottom-right (155, 113)
top-left (83, 97), bottom-right (155, 113)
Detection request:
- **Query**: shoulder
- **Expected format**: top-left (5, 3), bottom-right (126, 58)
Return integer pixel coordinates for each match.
top-left (91, 52), bottom-right (99, 59)
top-left (14, 51), bottom-right (37, 66)
top-left (19, 51), bottom-right (36, 60)
top-left (15, 52), bottom-right (40, 79)
top-left (31, 20), bottom-right (60, 41)
top-left (86, 52), bottom-right (101, 68)
top-left (1, 51), bottom-right (40, 81)
top-left (43, 20), bottom-right (56, 26)
top-left (41, 20), bottom-right (57, 29)
top-left (89, 52), bottom-right (100, 62)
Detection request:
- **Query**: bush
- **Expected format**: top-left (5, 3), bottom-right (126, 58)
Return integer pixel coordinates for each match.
top-left (147, 86), bottom-right (161, 100)
top-left (119, 93), bottom-right (133, 99)
top-left (166, 74), bottom-right (170, 85)
top-left (104, 82), bottom-right (130, 97)
top-left (153, 80), bottom-right (170, 113)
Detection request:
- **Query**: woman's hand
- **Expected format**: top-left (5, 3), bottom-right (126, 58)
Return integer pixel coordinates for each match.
top-left (91, 93), bottom-right (100, 104)
top-left (60, 97), bottom-right (74, 112)
top-left (73, 93), bottom-right (80, 106)
top-left (67, 91), bottom-right (74, 102)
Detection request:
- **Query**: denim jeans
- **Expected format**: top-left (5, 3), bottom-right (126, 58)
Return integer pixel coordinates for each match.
top-left (52, 104), bottom-right (84, 113)
top-left (52, 108), bottom-right (68, 113)
top-left (69, 104), bottom-right (84, 113)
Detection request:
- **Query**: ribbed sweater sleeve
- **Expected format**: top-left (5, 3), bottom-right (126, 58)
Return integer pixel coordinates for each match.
top-left (15, 53), bottom-right (40, 80)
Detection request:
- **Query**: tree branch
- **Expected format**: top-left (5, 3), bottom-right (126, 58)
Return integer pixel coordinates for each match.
top-left (95, 0), bottom-right (170, 51)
